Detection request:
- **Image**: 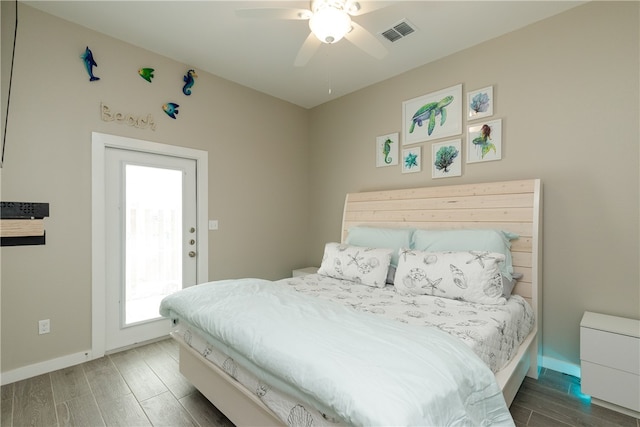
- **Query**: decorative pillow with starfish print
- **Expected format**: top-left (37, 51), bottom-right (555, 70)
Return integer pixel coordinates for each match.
top-left (393, 249), bottom-right (507, 305)
top-left (317, 243), bottom-right (393, 288)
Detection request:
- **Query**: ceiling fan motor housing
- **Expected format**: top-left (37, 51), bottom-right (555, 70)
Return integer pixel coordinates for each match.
top-left (309, 0), bottom-right (355, 44)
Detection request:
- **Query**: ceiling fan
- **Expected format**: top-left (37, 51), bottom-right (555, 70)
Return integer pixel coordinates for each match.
top-left (236, 0), bottom-right (388, 67)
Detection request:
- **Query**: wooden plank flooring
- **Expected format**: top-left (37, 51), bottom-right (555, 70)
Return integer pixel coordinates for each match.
top-left (1, 340), bottom-right (233, 427)
top-left (511, 369), bottom-right (639, 427)
top-left (1, 339), bottom-right (638, 426)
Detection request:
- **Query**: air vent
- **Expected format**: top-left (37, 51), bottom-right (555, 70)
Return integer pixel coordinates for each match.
top-left (381, 19), bottom-right (416, 43)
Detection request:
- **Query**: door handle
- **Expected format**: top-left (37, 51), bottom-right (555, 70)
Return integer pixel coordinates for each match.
top-left (188, 251), bottom-right (196, 258)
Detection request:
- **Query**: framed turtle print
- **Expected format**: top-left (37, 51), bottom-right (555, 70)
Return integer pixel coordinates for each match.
top-left (467, 119), bottom-right (502, 163)
top-left (402, 84), bottom-right (462, 145)
top-left (467, 86), bottom-right (493, 121)
top-left (376, 133), bottom-right (399, 167)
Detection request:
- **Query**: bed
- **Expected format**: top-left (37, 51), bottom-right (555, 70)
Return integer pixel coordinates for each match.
top-left (160, 178), bottom-right (542, 426)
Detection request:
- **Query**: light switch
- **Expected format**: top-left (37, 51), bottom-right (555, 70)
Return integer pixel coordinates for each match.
top-left (209, 220), bottom-right (219, 230)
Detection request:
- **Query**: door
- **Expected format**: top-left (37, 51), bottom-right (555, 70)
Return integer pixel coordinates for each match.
top-left (104, 147), bottom-right (197, 351)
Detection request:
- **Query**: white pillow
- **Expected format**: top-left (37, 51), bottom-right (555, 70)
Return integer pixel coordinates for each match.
top-left (394, 249), bottom-right (507, 305)
top-left (318, 243), bottom-right (392, 288)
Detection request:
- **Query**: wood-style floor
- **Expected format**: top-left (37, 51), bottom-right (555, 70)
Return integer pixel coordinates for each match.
top-left (1, 339), bottom-right (638, 427)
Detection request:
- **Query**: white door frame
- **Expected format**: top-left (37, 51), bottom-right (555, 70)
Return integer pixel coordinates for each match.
top-left (91, 132), bottom-right (208, 358)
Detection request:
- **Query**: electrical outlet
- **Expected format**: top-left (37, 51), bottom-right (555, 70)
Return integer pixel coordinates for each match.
top-left (38, 319), bottom-right (50, 335)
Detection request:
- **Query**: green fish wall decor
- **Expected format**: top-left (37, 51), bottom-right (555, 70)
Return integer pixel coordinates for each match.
top-left (139, 67), bottom-right (155, 82)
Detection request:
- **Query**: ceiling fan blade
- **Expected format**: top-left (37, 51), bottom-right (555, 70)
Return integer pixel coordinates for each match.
top-left (235, 8), bottom-right (311, 20)
top-left (294, 32), bottom-right (322, 67)
top-left (344, 21), bottom-right (387, 60)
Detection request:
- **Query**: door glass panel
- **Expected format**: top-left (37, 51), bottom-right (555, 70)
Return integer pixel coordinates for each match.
top-left (125, 164), bottom-right (182, 326)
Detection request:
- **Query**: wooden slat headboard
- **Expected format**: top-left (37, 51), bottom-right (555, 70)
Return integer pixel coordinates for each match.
top-left (341, 179), bottom-right (542, 358)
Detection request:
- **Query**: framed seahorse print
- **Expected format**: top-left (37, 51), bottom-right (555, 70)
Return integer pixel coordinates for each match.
top-left (376, 133), bottom-right (399, 167)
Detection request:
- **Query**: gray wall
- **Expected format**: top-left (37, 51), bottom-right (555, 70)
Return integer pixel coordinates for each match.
top-left (1, 4), bottom-right (309, 372)
top-left (307, 1), bottom-right (639, 370)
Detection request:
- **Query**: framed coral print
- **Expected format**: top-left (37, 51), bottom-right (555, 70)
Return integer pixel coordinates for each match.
top-left (402, 147), bottom-right (421, 173)
top-left (402, 84), bottom-right (462, 145)
top-left (376, 133), bottom-right (399, 167)
top-left (467, 86), bottom-right (493, 121)
top-left (467, 119), bottom-right (502, 163)
top-left (432, 139), bottom-right (462, 179)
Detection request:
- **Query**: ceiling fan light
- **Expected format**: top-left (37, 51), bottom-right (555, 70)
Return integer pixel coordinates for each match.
top-left (309, 7), bottom-right (352, 44)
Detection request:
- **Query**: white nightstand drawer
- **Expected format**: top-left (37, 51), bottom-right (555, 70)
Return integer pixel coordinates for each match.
top-left (581, 361), bottom-right (640, 412)
top-left (580, 311), bottom-right (640, 416)
top-left (580, 327), bottom-right (640, 375)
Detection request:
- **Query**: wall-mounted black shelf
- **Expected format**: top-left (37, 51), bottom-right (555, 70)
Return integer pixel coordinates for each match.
top-left (1, 201), bottom-right (49, 246)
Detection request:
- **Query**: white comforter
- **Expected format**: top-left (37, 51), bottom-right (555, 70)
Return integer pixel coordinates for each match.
top-left (160, 278), bottom-right (514, 426)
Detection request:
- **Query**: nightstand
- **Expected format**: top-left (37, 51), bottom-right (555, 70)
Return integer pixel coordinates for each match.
top-left (580, 311), bottom-right (640, 417)
top-left (292, 267), bottom-right (318, 277)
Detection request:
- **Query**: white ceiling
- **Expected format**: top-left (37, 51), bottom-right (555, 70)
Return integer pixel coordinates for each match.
top-left (25, 1), bottom-right (583, 109)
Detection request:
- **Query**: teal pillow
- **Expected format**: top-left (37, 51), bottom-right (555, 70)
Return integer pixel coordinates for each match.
top-left (345, 226), bottom-right (414, 268)
top-left (411, 229), bottom-right (518, 279)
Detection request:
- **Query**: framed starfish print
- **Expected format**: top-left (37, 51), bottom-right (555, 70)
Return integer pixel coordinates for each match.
top-left (402, 147), bottom-right (421, 174)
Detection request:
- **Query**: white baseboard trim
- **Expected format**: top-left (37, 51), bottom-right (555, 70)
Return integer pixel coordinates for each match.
top-left (1, 350), bottom-right (93, 385)
top-left (541, 355), bottom-right (581, 378)
top-left (592, 397), bottom-right (640, 419)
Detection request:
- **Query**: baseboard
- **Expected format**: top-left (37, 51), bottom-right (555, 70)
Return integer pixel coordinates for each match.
top-left (541, 355), bottom-right (581, 378)
top-left (592, 397), bottom-right (640, 419)
top-left (1, 350), bottom-right (93, 386)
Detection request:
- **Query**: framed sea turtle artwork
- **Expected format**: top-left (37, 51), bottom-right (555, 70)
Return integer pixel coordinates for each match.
top-left (402, 84), bottom-right (462, 145)
top-left (467, 119), bottom-right (502, 163)
top-left (432, 139), bottom-right (462, 179)
top-left (376, 133), bottom-right (399, 167)
top-left (467, 86), bottom-right (493, 121)
top-left (401, 147), bottom-right (421, 174)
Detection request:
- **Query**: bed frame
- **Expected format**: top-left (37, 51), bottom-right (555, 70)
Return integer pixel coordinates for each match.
top-left (173, 179), bottom-right (543, 425)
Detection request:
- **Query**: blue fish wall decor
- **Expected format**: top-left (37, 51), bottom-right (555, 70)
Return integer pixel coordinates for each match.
top-left (182, 69), bottom-right (197, 95)
top-left (81, 46), bottom-right (100, 81)
top-left (162, 102), bottom-right (179, 119)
